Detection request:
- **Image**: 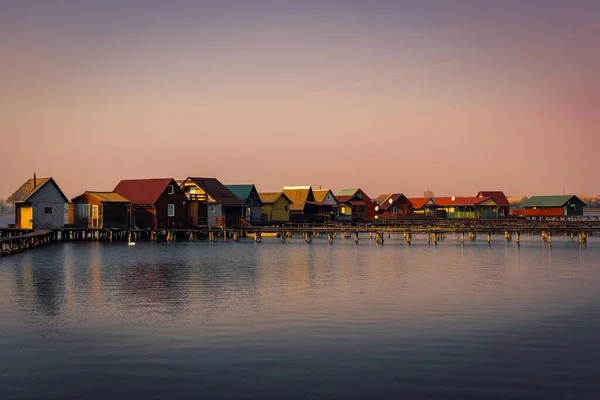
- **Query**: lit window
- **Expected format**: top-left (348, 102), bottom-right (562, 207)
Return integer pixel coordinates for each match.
top-left (168, 185), bottom-right (174, 195)
top-left (168, 204), bottom-right (175, 217)
top-left (44, 206), bottom-right (53, 214)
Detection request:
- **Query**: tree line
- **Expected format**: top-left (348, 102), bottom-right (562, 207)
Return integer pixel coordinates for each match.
top-left (0, 198), bottom-right (15, 214)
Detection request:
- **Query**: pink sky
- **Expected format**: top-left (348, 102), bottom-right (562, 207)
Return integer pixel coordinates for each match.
top-left (1, 1), bottom-right (599, 200)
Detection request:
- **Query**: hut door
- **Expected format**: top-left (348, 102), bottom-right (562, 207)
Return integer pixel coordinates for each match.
top-left (91, 205), bottom-right (99, 228)
top-left (20, 206), bottom-right (33, 229)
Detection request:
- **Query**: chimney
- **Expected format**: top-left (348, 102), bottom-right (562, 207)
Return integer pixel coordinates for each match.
top-left (33, 173), bottom-right (37, 188)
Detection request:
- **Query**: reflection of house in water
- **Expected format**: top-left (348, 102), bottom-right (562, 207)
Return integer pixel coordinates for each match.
top-left (120, 261), bottom-right (191, 315)
top-left (13, 257), bottom-right (66, 317)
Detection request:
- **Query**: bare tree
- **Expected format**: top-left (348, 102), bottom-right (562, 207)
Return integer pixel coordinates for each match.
top-left (424, 190), bottom-right (435, 198)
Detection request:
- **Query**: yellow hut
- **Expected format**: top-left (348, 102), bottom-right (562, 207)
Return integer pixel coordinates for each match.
top-left (259, 192), bottom-right (292, 222)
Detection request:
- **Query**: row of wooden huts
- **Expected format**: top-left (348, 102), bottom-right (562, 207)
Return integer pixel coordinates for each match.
top-left (5, 174), bottom-right (588, 229)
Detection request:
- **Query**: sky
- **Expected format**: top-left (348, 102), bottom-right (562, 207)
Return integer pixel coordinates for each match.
top-left (1, 0), bottom-right (599, 200)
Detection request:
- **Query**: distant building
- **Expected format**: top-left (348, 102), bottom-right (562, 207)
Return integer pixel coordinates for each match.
top-left (476, 191), bottom-right (510, 217)
top-left (226, 184), bottom-right (263, 224)
top-left (374, 193), bottom-right (413, 219)
top-left (181, 177), bottom-right (245, 227)
top-left (445, 197), bottom-right (499, 219)
top-left (511, 195), bottom-right (586, 219)
top-left (7, 175), bottom-right (68, 229)
top-left (410, 197), bottom-right (436, 217)
top-left (313, 189), bottom-right (339, 221)
top-left (282, 186), bottom-right (320, 222)
top-left (70, 192), bottom-right (131, 229)
top-left (113, 178), bottom-right (187, 228)
top-left (336, 189), bottom-right (377, 220)
top-left (259, 192), bottom-right (292, 222)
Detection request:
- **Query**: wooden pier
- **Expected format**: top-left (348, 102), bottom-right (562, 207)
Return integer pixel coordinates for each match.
top-left (0, 230), bottom-right (54, 256)
top-left (1, 219), bottom-right (599, 257)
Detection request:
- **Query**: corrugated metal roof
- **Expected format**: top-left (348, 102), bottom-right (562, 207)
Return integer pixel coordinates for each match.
top-left (410, 197), bottom-right (434, 209)
top-left (259, 192), bottom-right (291, 205)
top-left (477, 191), bottom-right (510, 207)
top-left (7, 177), bottom-right (69, 203)
top-left (113, 178), bottom-right (174, 205)
top-left (185, 177), bottom-right (245, 206)
top-left (72, 191), bottom-right (130, 203)
top-left (349, 200), bottom-right (366, 206)
top-left (226, 184), bottom-right (255, 202)
top-left (521, 195), bottom-right (584, 208)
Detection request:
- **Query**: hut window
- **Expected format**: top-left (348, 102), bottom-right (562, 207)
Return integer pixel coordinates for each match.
top-left (44, 206), bottom-right (53, 214)
top-left (391, 206), bottom-right (397, 214)
top-left (327, 195), bottom-right (330, 200)
top-left (211, 206), bottom-right (215, 212)
top-left (284, 206), bottom-right (288, 211)
top-left (76, 204), bottom-right (89, 218)
top-left (168, 185), bottom-right (174, 195)
top-left (168, 204), bottom-right (175, 217)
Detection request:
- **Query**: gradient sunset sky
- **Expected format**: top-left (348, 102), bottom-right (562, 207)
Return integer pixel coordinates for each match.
top-left (1, 0), bottom-right (599, 199)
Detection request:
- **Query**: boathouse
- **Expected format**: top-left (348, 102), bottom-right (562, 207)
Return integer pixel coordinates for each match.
top-left (226, 184), bottom-right (263, 224)
top-left (476, 191), bottom-right (510, 217)
top-left (337, 189), bottom-right (377, 220)
top-left (259, 192), bottom-right (292, 222)
top-left (282, 186), bottom-right (319, 222)
top-left (511, 195), bottom-right (586, 219)
top-left (410, 197), bottom-right (436, 217)
top-left (313, 189), bottom-right (339, 221)
top-left (7, 175), bottom-right (68, 229)
top-left (70, 192), bottom-right (131, 229)
top-left (445, 197), bottom-right (499, 219)
top-left (181, 177), bottom-right (245, 227)
top-left (113, 178), bottom-right (188, 228)
top-left (374, 193), bottom-right (413, 220)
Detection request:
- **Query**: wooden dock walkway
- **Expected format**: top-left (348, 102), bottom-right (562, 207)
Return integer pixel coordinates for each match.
top-left (0, 229), bottom-right (54, 256)
top-left (1, 219), bottom-right (599, 257)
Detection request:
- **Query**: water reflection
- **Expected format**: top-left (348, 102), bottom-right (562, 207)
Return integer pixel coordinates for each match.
top-left (12, 253), bottom-right (66, 317)
top-left (120, 260), bottom-right (190, 316)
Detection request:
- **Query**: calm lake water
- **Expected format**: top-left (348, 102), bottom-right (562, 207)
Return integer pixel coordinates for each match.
top-left (1, 235), bottom-right (599, 399)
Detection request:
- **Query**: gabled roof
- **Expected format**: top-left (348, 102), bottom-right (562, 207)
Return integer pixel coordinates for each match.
top-left (185, 177), bottom-right (245, 206)
top-left (521, 195), bottom-right (585, 208)
top-left (477, 191), bottom-right (510, 207)
top-left (259, 192), bottom-right (292, 205)
top-left (226, 184), bottom-right (261, 205)
top-left (377, 193), bottom-right (412, 210)
top-left (375, 194), bottom-right (391, 206)
top-left (7, 177), bottom-right (69, 203)
top-left (313, 189), bottom-right (337, 203)
top-left (450, 197), bottom-right (496, 207)
top-left (72, 191), bottom-right (130, 203)
top-left (338, 189), bottom-right (360, 196)
top-left (282, 186), bottom-right (314, 211)
top-left (410, 197), bottom-right (434, 209)
top-left (113, 178), bottom-right (175, 205)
